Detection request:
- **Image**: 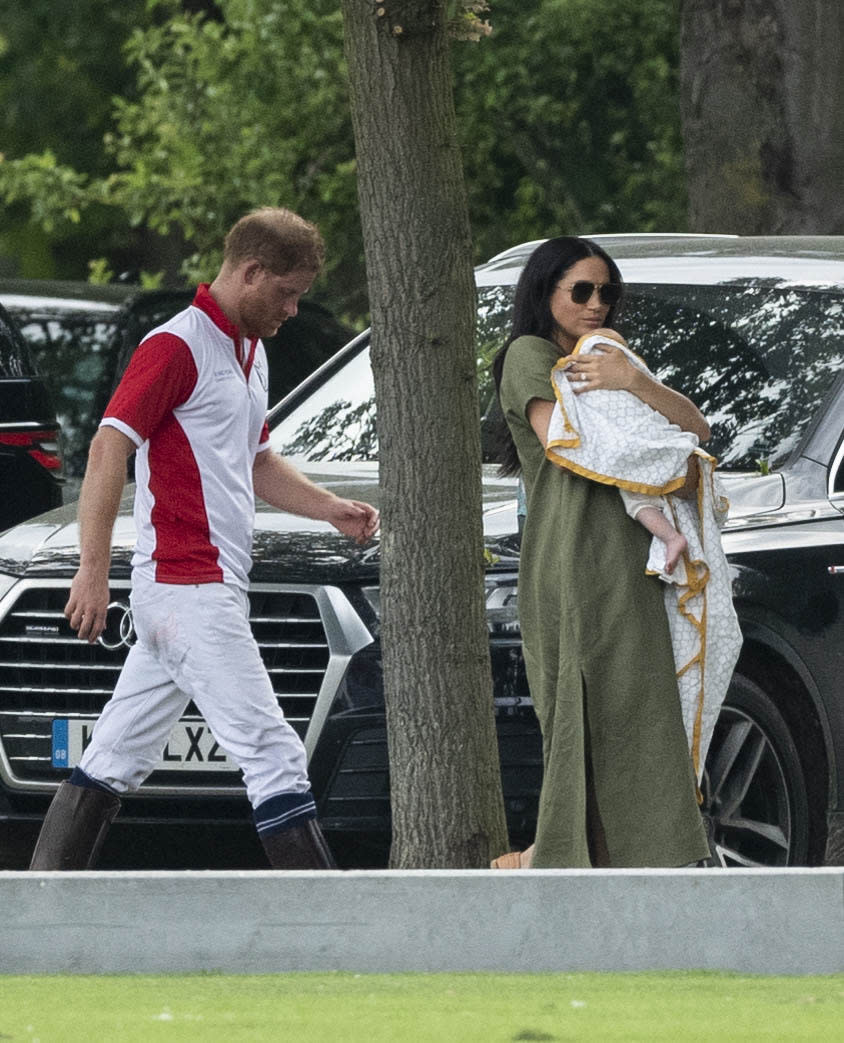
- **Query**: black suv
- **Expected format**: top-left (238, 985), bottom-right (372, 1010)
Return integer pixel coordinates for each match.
top-left (0, 302), bottom-right (63, 533)
top-left (0, 280), bottom-right (353, 503)
top-left (1, 235), bottom-right (843, 870)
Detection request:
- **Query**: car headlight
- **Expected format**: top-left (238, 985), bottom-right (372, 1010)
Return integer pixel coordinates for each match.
top-left (485, 574), bottom-right (520, 636)
top-left (362, 577), bottom-right (520, 637)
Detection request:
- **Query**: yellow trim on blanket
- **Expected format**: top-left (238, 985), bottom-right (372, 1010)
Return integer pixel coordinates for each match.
top-left (546, 355), bottom-right (715, 497)
top-left (546, 340), bottom-right (725, 799)
top-left (665, 472), bottom-right (712, 801)
top-left (549, 356), bottom-right (580, 443)
top-left (544, 449), bottom-right (690, 497)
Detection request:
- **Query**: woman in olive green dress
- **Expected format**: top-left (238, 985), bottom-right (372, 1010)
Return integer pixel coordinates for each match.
top-left (493, 237), bottom-right (711, 868)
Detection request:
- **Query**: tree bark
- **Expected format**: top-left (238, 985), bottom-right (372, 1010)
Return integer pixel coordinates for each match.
top-left (679, 0), bottom-right (844, 233)
top-left (340, 0), bottom-right (508, 867)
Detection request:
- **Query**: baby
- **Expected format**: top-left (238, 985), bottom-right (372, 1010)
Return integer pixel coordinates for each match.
top-left (552, 327), bottom-right (693, 580)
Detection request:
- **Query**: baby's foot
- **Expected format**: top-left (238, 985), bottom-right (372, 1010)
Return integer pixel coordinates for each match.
top-left (663, 531), bottom-right (688, 575)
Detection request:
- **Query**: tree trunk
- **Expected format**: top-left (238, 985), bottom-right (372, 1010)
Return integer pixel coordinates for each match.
top-left (679, 0), bottom-right (844, 233)
top-left (340, 0), bottom-right (509, 867)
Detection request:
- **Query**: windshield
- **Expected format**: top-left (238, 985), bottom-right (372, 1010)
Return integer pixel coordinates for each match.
top-left (269, 280), bottom-right (844, 472)
top-left (619, 282), bottom-right (844, 471)
top-left (270, 347), bottom-right (377, 461)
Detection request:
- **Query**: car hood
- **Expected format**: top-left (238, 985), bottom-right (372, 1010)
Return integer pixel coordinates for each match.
top-left (0, 462), bottom-right (520, 584)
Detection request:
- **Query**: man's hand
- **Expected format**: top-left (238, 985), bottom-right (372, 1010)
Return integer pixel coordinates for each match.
top-left (63, 426), bottom-right (134, 643)
top-left (325, 499), bottom-right (380, 545)
top-left (253, 450), bottom-right (379, 543)
top-left (65, 565), bottom-right (111, 644)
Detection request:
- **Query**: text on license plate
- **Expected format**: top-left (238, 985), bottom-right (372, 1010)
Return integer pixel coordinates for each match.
top-left (51, 718), bottom-right (237, 772)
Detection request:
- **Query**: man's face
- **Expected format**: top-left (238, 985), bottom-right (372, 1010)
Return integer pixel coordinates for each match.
top-left (239, 265), bottom-right (315, 339)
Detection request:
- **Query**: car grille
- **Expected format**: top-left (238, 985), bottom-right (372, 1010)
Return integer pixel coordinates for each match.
top-left (0, 580), bottom-right (331, 790)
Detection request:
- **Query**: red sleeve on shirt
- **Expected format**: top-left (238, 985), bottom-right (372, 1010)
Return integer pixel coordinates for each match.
top-left (103, 333), bottom-right (198, 442)
top-left (258, 421), bottom-right (270, 446)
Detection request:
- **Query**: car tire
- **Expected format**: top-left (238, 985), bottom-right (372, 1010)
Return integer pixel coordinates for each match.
top-left (701, 672), bottom-right (810, 867)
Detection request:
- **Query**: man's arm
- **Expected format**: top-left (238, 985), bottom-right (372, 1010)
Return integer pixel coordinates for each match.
top-left (65, 426), bottom-right (136, 643)
top-left (252, 449), bottom-right (379, 545)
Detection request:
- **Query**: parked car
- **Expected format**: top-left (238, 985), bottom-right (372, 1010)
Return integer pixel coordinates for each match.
top-left (0, 279), bottom-right (355, 503)
top-left (0, 301), bottom-right (63, 533)
top-left (1, 235), bottom-right (843, 870)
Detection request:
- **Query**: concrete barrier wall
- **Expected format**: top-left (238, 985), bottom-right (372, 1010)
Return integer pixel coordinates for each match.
top-left (2, 868), bottom-right (843, 976)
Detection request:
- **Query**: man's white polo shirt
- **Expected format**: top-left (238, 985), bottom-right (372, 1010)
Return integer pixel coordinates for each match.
top-left (101, 284), bottom-right (270, 589)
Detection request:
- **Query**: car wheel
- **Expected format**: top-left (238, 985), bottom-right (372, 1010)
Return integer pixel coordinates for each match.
top-left (701, 673), bottom-right (809, 867)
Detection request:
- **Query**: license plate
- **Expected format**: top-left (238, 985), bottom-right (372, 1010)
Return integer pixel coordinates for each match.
top-left (51, 718), bottom-right (237, 772)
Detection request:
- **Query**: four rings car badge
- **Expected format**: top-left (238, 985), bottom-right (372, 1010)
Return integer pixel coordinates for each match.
top-left (98, 600), bottom-right (136, 651)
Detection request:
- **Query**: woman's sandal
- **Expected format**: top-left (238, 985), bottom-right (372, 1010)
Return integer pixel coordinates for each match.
top-left (490, 843), bottom-right (534, 869)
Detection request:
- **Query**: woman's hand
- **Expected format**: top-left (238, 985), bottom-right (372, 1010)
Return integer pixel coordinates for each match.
top-left (566, 339), bottom-right (711, 443)
top-left (566, 345), bottom-right (636, 394)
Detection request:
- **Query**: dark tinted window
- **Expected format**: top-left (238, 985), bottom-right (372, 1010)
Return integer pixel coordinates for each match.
top-left (262, 278), bottom-right (844, 473)
top-left (619, 282), bottom-right (844, 472)
top-left (478, 280), bottom-right (844, 473)
top-left (270, 346), bottom-right (377, 461)
top-left (269, 287), bottom-right (517, 463)
top-left (10, 306), bottom-right (120, 477)
top-left (0, 303), bottom-right (36, 377)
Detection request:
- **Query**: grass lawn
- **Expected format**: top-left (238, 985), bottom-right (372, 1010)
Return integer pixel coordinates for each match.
top-left (1, 971), bottom-right (842, 1041)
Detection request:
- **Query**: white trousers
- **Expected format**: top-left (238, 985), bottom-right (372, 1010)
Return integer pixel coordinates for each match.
top-left (80, 575), bottom-right (311, 808)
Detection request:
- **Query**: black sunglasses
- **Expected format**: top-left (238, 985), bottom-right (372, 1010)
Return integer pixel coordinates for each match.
top-left (561, 280), bottom-right (622, 307)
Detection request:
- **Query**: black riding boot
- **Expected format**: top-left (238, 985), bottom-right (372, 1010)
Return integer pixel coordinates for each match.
top-left (29, 781), bottom-right (121, 870)
top-left (260, 819), bottom-right (337, 869)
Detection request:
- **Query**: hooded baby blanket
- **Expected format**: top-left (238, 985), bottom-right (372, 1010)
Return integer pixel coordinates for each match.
top-left (545, 333), bottom-right (743, 783)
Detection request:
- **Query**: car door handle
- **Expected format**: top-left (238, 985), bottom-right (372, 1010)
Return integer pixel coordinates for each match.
top-left (828, 566), bottom-right (844, 574)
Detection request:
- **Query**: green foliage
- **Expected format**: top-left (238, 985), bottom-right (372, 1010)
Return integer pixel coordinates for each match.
top-left (0, 151), bottom-right (92, 232)
top-left (0, 0), bottom-right (152, 277)
top-left (0, 0), bottom-right (687, 319)
top-left (86, 257), bottom-right (116, 285)
top-left (102, 0), bottom-right (360, 314)
top-left (454, 0), bottom-right (687, 261)
top-left (448, 1), bottom-right (492, 41)
top-left (0, 0), bottom-right (149, 174)
top-left (0, 0), bottom-right (362, 313)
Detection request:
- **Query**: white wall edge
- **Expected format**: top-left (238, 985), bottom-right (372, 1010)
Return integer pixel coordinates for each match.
top-left (2, 867), bottom-right (842, 975)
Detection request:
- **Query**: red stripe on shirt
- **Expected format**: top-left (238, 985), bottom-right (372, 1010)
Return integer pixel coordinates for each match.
top-left (104, 333), bottom-right (198, 441)
top-left (147, 414), bottom-right (224, 584)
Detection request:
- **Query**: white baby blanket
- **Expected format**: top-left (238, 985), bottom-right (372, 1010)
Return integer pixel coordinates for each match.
top-left (545, 333), bottom-right (743, 783)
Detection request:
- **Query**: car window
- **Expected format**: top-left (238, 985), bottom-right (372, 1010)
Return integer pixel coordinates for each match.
top-left (10, 308), bottom-right (120, 478)
top-left (269, 286), bottom-right (518, 463)
top-left (244, 278), bottom-right (844, 474)
top-left (270, 346), bottom-right (377, 461)
top-left (619, 282), bottom-right (844, 472)
top-left (0, 305), bottom-right (36, 377)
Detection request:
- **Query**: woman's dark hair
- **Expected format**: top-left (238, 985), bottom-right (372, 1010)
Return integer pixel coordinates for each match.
top-left (491, 236), bottom-right (625, 476)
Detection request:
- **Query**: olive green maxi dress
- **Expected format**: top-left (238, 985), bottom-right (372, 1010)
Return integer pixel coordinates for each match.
top-left (500, 335), bottom-right (710, 868)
